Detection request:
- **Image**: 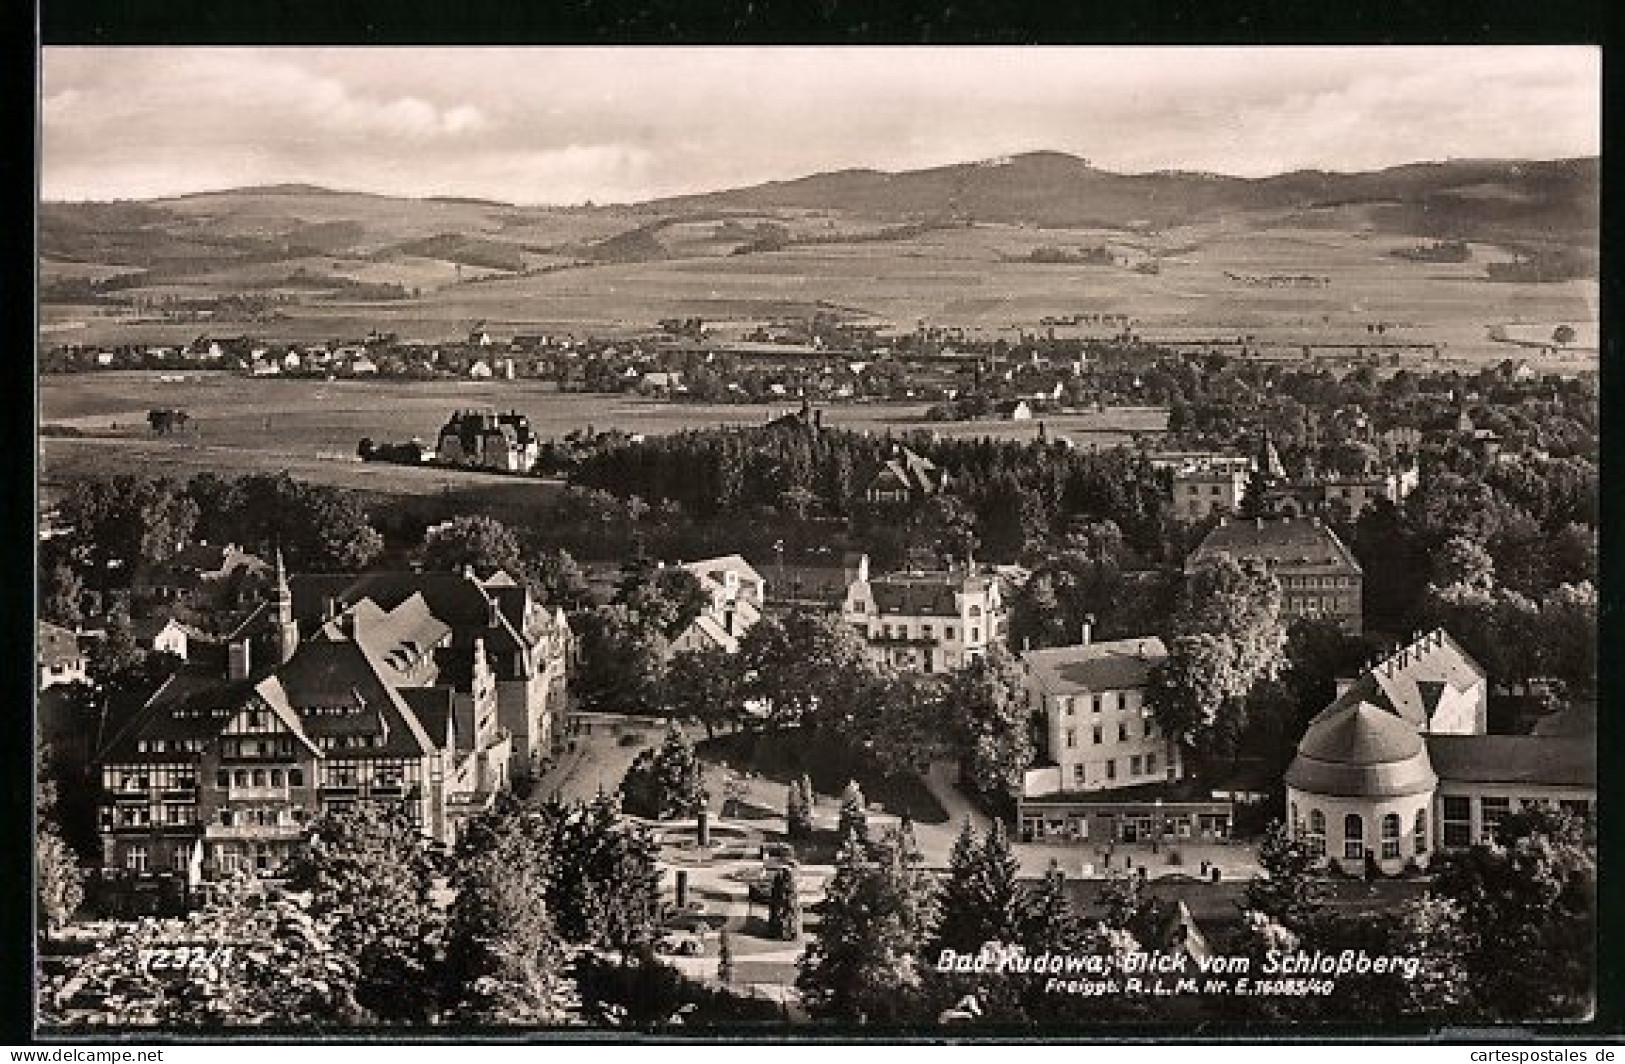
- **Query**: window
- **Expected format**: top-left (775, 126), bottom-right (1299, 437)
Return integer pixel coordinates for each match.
top-left (289, 768), bottom-right (304, 787)
top-left (127, 845), bottom-right (148, 873)
top-left (1343, 814), bottom-right (1364, 861)
top-left (254, 844), bottom-right (273, 873)
top-left (1559, 799), bottom-right (1590, 818)
top-left (1290, 802), bottom-right (1301, 836)
top-left (1442, 796), bottom-right (1472, 847)
top-left (1143, 718), bottom-right (1153, 738)
top-left (173, 847), bottom-right (191, 873)
top-left (1063, 697), bottom-right (1074, 717)
top-left (234, 770), bottom-right (249, 788)
top-left (270, 769), bottom-right (283, 787)
top-left (1308, 812), bottom-right (1328, 857)
top-left (971, 627), bottom-right (980, 643)
top-left (1073, 764), bottom-right (1085, 786)
top-left (252, 769), bottom-right (266, 787)
top-left (1147, 752), bottom-right (1158, 777)
top-left (945, 627), bottom-right (955, 640)
top-left (1381, 813), bottom-right (1401, 860)
top-left (1091, 695), bottom-right (1102, 714)
top-left (1092, 724), bottom-right (1103, 745)
top-left (1065, 729), bottom-right (1076, 749)
top-left (1480, 797), bottom-right (1511, 843)
top-left (1105, 759), bottom-right (1116, 781)
top-left (1129, 754), bottom-right (1143, 776)
top-left (1117, 721), bottom-right (1129, 742)
top-left (1414, 808), bottom-right (1428, 855)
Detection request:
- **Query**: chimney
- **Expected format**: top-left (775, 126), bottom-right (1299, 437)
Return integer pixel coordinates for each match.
top-left (462, 563), bottom-right (477, 581)
top-left (1080, 614), bottom-right (1095, 646)
top-left (322, 595), bottom-right (339, 621)
top-left (1334, 677), bottom-right (1356, 697)
top-left (228, 639), bottom-right (251, 681)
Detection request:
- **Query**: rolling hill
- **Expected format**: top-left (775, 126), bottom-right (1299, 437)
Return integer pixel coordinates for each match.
top-left (38, 152), bottom-right (1598, 302)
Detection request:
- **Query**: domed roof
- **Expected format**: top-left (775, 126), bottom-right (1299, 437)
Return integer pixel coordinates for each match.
top-left (1284, 701), bottom-right (1437, 799)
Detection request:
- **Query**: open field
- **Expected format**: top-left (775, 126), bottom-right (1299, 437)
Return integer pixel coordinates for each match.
top-left (39, 373), bottom-right (1167, 496)
top-left (39, 218), bottom-right (1596, 369)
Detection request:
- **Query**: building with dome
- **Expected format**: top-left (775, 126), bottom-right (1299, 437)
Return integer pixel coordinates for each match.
top-left (1285, 628), bottom-right (1595, 875)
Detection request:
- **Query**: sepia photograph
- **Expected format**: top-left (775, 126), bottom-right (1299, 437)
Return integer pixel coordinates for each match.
top-left (33, 44), bottom-right (1600, 1037)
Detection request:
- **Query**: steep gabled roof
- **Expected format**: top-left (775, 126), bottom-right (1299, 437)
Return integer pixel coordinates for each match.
top-left (1311, 628), bottom-right (1485, 732)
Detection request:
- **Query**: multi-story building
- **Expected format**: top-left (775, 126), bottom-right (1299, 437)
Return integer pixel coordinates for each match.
top-left (842, 566), bottom-right (1005, 673)
top-left (38, 621), bottom-right (87, 691)
top-left (1187, 515), bottom-right (1364, 633)
top-left (863, 445), bottom-right (949, 507)
top-left (434, 409), bottom-right (540, 472)
top-left (1016, 635), bottom-right (1229, 844)
top-left (96, 555), bottom-right (513, 893)
top-left (765, 552), bottom-right (869, 614)
top-left (668, 555), bottom-right (766, 655)
top-left (290, 567), bottom-right (573, 779)
top-left (1172, 465), bottom-right (1250, 521)
top-left (1285, 627), bottom-right (1594, 876)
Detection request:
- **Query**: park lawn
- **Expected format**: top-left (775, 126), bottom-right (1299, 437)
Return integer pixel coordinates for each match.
top-left (696, 727), bottom-right (949, 826)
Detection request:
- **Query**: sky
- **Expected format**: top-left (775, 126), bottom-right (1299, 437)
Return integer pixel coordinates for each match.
top-left (40, 46), bottom-right (1600, 205)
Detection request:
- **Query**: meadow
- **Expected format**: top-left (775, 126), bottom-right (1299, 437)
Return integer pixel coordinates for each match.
top-left (39, 217), bottom-right (1597, 366)
top-left (39, 373), bottom-right (1167, 498)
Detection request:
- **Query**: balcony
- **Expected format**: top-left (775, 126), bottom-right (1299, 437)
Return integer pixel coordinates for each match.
top-left (205, 821), bottom-right (305, 841)
top-left (869, 633), bottom-right (940, 647)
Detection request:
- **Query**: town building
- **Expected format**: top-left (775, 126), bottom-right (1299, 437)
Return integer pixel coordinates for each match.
top-left (129, 543), bottom-right (272, 634)
top-left (668, 555), bottom-right (766, 655)
top-left (434, 409), bottom-right (540, 473)
top-left (766, 552), bottom-right (869, 613)
top-left (1172, 465), bottom-right (1250, 521)
top-left (38, 621), bottom-right (87, 690)
top-left (842, 566), bottom-right (1005, 673)
top-left (863, 445), bottom-right (949, 507)
top-left (1187, 515), bottom-right (1363, 633)
top-left (1016, 634), bottom-right (1229, 844)
top-left (95, 556), bottom-right (514, 898)
top-left (1284, 628), bottom-right (1594, 876)
top-left (290, 567), bottom-right (573, 779)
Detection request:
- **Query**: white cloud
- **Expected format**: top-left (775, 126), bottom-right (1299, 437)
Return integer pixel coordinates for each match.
top-left (40, 46), bottom-right (1599, 202)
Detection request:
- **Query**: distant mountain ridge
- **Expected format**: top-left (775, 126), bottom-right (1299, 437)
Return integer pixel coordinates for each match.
top-left (39, 151), bottom-right (1596, 282)
top-left (638, 151), bottom-right (1598, 239)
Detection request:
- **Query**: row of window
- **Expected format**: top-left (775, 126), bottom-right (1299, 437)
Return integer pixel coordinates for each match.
top-left (133, 739), bottom-right (207, 754)
top-left (1064, 718), bottom-right (1155, 747)
top-left (1438, 794), bottom-right (1589, 847)
top-left (1059, 691), bottom-right (1143, 715)
top-left (1069, 752), bottom-right (1160, 786)
top-left (1294, 808), bottom-right (1427, 861)
top-left (217, 767), bottom-right (303, 789)
top-left (107, 765), bottom-right (197, 792)
top-left (1281, 575), bottom-right (1356, 589)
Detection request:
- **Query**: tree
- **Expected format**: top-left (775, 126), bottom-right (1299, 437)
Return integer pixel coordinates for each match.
top-left (1021, 860), bottom-right (1082, 952)
top-left (1146, 632), bottom-right (1242, 749)
top-left (442, 803), bottom-right (569, 1024)
top-left (664, 647), bottom-right (744, 740)
top-left (284, 805), bottom-right (441, 1023)
top-left (527, 546), bottom-right (593, 610)
top-left (1540, 582), bottom-right (1597, 695)
top-left (571, 604), bottom-right (669, 712)
top-left (1430, 808), bottom-right (1595, 1020)
top-left (1552, 324), bottom-right (1576, 346)
top-left (785, 777), bottom-right (814, 840)
top-left (796, 828), bottom-right (936, 1023)
top-left (542, 794), bottom-right (662, 956)
top-left (837, 781), bottom-right (870, 847)
top-left (1430, 535), bottom-right (1496, 591)
top-left (422, 514), bottom-right (524, 578)
top-left (945, 647), bottom-right (1036, 798)
top-left (1244, 820), bottom-right (1324, 930)
top-left (928, 819), bottom-right (1028, 958)
top-left (40, 561), bottom-right (84, 627)
top-left (768, 866), bottom-right (803, 941)
top-left (740, 610), bottom-right (874, 731)
top-left (1171, 554), bottom-right (1286, 687)
top-left (717, 930), bottom-right (736, 985)
top-left (37, 830), bottom-right (83, 938)
top-left (620, 727), bottom-right (707, 820)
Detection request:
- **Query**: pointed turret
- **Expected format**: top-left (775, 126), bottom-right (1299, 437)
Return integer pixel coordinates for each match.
top-left (272, 546), bottom-right (299, 665)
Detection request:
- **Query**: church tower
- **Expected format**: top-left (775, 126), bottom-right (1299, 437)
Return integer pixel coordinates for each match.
top-left (272, 547), bottom-right (299, 665)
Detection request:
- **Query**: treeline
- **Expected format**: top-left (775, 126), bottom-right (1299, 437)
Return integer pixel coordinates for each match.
top-left (565, 425), bottom-right (1176, 565)
top-left (42, 798), bottom-right (776, 1028)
